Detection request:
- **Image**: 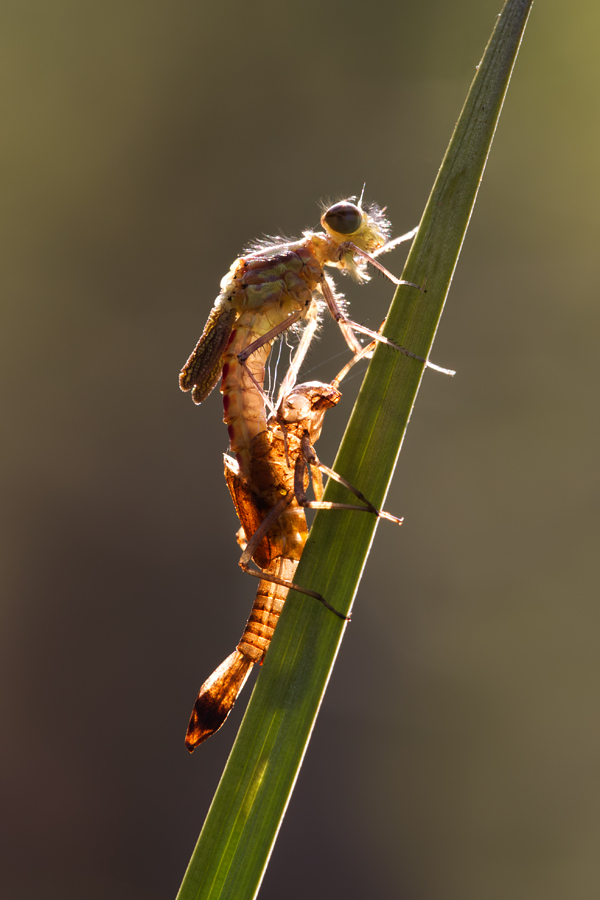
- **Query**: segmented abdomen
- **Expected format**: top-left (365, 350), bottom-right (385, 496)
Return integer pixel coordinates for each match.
top-left (237, 557), bottom-right (298, 661)
top-left (226, 426), bottom-right (310, 663)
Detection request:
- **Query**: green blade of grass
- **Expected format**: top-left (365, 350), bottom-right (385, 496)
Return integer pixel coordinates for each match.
top-left (176, 2), bottom-right (533, 898)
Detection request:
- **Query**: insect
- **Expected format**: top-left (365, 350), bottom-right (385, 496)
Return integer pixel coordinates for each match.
top-left (185, 374), bottom-right (402, 750)
top-left (181, 199), bottom-right (451, 749)
top-left (179, 197), bottom-right (453, 480)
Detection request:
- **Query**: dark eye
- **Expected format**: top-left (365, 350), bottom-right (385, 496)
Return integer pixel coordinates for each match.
top-left (322, 202), bottom-right (362, 235)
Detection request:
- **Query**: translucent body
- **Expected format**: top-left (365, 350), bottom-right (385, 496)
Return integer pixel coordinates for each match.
top-left (181, 200), bottom-right (397, 749)
top-left (179, 199), bottom-right (390, 479)
top-left (185, 383), bottom-right (341, 750)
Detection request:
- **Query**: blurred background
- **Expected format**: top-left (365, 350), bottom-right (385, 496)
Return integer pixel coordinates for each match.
top-left (1, 1), bottom-right (598, 898)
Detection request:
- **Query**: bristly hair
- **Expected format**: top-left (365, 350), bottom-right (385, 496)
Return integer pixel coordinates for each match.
top-left (243, 234), bottom-right (295, 256)
top-left (317, 195), bottom-right (336, 218)
top-left (360, 200), bottom-right (393, 244)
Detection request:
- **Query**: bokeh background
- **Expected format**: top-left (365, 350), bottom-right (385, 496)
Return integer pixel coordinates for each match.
top-left (2, 1), bottom-right (599, 898)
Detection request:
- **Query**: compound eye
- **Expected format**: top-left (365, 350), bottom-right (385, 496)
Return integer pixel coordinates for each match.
top-left (322, 202), bottom-right (362, 236)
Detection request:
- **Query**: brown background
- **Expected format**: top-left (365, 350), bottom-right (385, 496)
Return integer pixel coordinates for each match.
top-left (2, 1), bottom-right (599, 898)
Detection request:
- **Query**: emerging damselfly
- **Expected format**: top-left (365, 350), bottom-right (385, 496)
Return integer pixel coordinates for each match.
top-left (181, 198), bottom-right (452, 748)
top-left (180, 197), bottom-right (453, 480)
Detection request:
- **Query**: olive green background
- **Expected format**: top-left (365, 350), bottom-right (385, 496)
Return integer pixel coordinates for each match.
top-left (2, 2), bottom-right (598, 898)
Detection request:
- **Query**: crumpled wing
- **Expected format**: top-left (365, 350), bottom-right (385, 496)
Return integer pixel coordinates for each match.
top-left (179, 305), bottom-right (237, 404)
top-left (223, 453), bottom-right (273, 569)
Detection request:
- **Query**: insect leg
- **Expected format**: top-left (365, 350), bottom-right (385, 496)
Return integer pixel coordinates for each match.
top-left (341, 241), bottom-right (422, 287)
top-left (331, 339), bottom-right (377, 388)
top-left (295, 434), bottom-right (404, 527)
top-left (276, 305), bottom-right (321, 404)
top-left (319, 277), bottom-right (456, 377)
top-left (235, 308), bottom-right (310, 417)
top-left (239, 361), bottom-right (278, 417)
top-left (372, 226), bottom-right (419, 257)
top-left (238, 493), bottom-right (349, 621)
top-left (237, 308), bottom-right (306, 364)
top-left (319, 276), bottom-right (363, 355)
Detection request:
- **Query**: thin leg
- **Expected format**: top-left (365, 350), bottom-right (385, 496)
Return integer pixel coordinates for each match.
top-left (339, 241), bottom-right (422, 287)
top-left (296, 435), bottom-right (403, 527)
top-left (343, 321), bottom-right (456, 376)
top-left (239, 492), bottom-right (349, 621)
top-left (331, 339), bottom-right (377, 388)
top-left (319, 277), bottom-right (456, 377)
top-left (240, 359), bottom-right (278, 416)
top-left (308, 463), bottom-right (403, 526)
top-left (237, 308), bottom-right (305, 363)
top-left (239, 561), bottom-right (349, 621)
top-left (276, 305), bottom-right (321, 404)
top-left (373, 227), bottom-right (419, 257)
top-left (320, 276), bottom-right (363, 355)
top-left (239, 493), bottom-right (294, 568)
top-left (236, 307), bottom-right (310, 419)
